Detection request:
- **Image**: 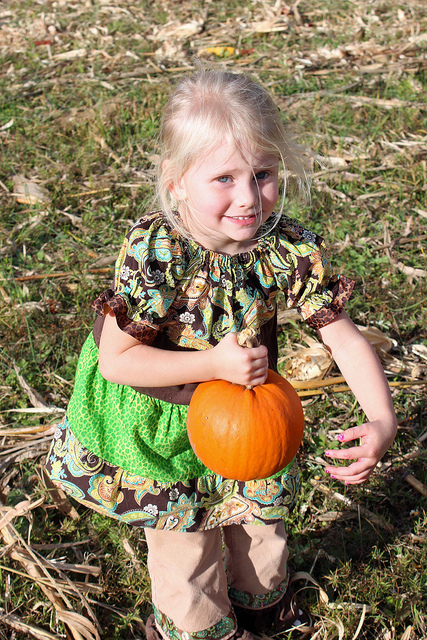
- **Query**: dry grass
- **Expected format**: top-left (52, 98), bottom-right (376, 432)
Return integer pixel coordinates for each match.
top-left (1, 0), bottom-right (426, 638)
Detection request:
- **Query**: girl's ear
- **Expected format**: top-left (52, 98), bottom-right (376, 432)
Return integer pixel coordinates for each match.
top-left (162, 159), bottom-right (186, 201)
top-left (169, 177), bottom-right (187, 201)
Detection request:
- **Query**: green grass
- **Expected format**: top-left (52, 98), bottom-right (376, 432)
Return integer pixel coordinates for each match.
top-left (1, 0), bottom-right (427, 638)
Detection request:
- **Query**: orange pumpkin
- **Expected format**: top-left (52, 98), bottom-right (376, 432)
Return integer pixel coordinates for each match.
top-left (187, 369), bottom-right (304, 481)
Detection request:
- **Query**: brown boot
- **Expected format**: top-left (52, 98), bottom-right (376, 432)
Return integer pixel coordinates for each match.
top-left (231, 629), bottom-right (257, 640)
top-left (145, 614), bottom-right (162, 640)
top-left (233, 583), bottom-right (313, 638)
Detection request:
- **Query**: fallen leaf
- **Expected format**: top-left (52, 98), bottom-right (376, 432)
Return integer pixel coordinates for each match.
top-left (388, 257), bottom-right (427, 279)
top-left (412, 344), bottom-right (427, 361)
top-left (154, 41), bottom-right (187, 61)
top-left (13, 362), bottom-right (51, 409)
top-left (0, 609), bottom-right (59, 640)
top-left (323, 156), bottom-right (348, 168)
top-left (356, 325), bottom-right (396, 356)
top-left (153, 20), bottom-right (204, 41)
top-left (0, 498), bottom-right (44, 531)
top-left (246, 17), bottom-right (289, 34)
top-left (200, 46), bottom-right (235, 57)
top-left (56, 610), bottom-right (101, 640)
top-left (12, 175), bottom-right (50, 205)
top-left (53, 48), bottom-right (87, 60)
top-left (1, 118), bottom-right (14, 131)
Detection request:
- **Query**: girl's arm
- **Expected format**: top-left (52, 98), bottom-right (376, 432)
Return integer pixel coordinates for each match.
top-left (317, 311), bottom-right (397, 485)
top-left (98, 310), bottom-right (269, 388)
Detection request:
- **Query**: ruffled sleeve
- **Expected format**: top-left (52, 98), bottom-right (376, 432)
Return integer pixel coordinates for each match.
top-left (92, 213), bottom-right (186, 344)
top-left (269, 216), bottom-right (354, 330)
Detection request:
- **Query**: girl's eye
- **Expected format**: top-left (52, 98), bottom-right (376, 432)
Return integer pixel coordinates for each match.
top-left (255, 171), bottom-right (269, 181)
top-left (217, 176), bottom-right (231, 183)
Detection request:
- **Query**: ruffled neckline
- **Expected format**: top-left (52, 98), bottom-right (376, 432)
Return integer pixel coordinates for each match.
top-left (156, 211), bottom-right (279, 266)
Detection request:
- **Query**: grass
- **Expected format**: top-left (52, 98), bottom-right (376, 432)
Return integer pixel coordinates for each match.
top-left (1, 0), bottom-right (427, 638)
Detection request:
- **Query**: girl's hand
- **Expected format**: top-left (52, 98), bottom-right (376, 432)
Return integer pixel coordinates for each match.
top-left (211, 332), bottom-right (269, 387)
top-left (324, 418), bottom-right (397, 485)
top-left (318, 312), bottom-right (397, 486)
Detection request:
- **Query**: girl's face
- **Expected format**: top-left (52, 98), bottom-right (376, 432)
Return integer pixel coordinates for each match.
top-left (172, 142), bottom-right (279, 255)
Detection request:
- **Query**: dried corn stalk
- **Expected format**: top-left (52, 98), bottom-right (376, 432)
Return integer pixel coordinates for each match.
top-left (0, 500), bottom-right (101, 640)
top-left (280, 334), bottom-right (333, 382)
top-left (356, 325), bottom-right (395, 358)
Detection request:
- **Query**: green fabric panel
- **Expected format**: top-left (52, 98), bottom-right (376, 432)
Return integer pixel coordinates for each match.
top-left (67, 332), bottom-right (210, 482)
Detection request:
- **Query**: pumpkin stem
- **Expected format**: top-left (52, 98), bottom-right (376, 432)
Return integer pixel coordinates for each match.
top-left (236, 328), bottom-right (260, 390)
top-left (236, 327), bottom-right (260, 349)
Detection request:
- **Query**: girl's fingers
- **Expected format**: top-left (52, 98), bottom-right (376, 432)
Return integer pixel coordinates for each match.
top-left (247, 365), bottom-right (269, 386)
top-left (324, 440), bottom-right (371, 461)
top-left (329, 470), bottom-right (372, 484)
top-left (324, 457), bottom-right (376, 483)
top-left (325, 446), bottom-right (359, 460)
top-left (336, 425), bottom-right (366, 443)
top-left (323, 419), bottom-right (397, 485)
top-left (338, 475), bottom-right (371, 485)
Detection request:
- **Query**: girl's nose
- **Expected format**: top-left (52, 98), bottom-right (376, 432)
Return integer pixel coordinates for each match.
top-left (235, 178), bottom-right (259, 208)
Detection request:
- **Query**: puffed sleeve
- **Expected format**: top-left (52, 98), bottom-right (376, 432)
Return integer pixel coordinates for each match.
top-left (270, 216), bottom-right (354, 330)
top-left (92, 214), bottom-right (186, 344)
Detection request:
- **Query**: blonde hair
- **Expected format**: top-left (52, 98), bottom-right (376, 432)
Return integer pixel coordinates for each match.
top-left (156, 66), bottom-right (311, 238)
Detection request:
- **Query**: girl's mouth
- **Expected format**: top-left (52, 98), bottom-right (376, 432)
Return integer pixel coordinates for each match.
top-left (227, 214), bottom-right (257, 222)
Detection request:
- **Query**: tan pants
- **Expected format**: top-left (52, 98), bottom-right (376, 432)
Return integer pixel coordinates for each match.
top-left (145, 522), bottom-right (289, 633)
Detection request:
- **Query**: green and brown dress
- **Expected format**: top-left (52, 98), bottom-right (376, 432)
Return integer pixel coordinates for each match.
top-left (46, 211), bottom-right (353, 532)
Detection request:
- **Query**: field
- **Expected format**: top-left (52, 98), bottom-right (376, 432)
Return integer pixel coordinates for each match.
top-left (0, 1), bottom-right (426, 639)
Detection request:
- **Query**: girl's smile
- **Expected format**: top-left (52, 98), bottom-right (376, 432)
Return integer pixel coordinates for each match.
top-left (173, 142), bottom-right (279, 255)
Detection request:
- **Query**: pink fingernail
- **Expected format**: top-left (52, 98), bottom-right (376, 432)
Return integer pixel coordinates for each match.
top-left (337, 434), bottom-right (344, 441)
top-left (330, 475), bottom-right (336, 480)
top-left (325, 450), bottom-right (332, 457)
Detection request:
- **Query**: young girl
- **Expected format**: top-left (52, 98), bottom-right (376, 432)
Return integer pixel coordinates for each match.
top-left (46, 68), bottom-right (397, 640)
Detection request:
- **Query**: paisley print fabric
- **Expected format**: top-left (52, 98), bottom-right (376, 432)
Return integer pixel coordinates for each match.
top-left (47, 417), bottom-right (300, 531)
top-left (153, 605), bottom-right (237, 640)
top-left (46, 417), bottom-right (300, 531)
top-left (229, 575), bottom-right (289, 610)
top-left (92, 211), bottom-right (354, 346)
